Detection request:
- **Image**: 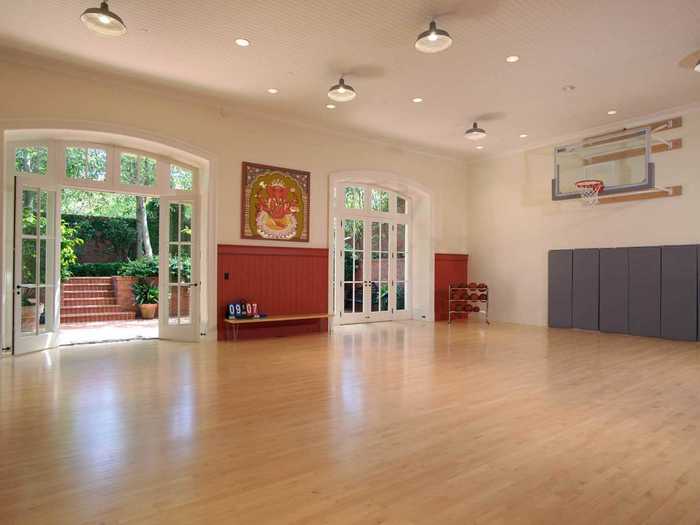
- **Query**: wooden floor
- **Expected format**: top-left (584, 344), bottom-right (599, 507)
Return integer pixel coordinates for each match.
top-left (2, 321), bottom-right (700, 524)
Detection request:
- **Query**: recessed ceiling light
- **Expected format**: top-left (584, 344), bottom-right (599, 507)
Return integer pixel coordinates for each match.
top-left (328, 77), bottom-right (356, 102)
top-left (80, 1), bottom-right (126, 36)
top-left (465, 122), bottom-right (487, 141)
top-left (326, 103), bottom-right (336, 109)
top-left (695, 60), bottom-right (700, 72)
top-left (412, 97), bottom-right (424, 103)
top-left (235, 38), bottom-right (251, 47)
top-left (506, 55), bottom-right (520, 63)
top-left (519, 133), bottom-right (528, 138)
top-left (476, 145), bottom-right (485, 150)
top-left (267, 88), bottom-right (279, 94)
top-left (415, 20), bottom-right (452, 53)
top-left (562, 84), bottom-right (576, 92)
top-left (607, 109), bottom-right (617, 115)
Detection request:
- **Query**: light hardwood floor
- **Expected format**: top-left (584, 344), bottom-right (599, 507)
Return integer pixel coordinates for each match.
top-left (2, 321), bottom-right (700, 524)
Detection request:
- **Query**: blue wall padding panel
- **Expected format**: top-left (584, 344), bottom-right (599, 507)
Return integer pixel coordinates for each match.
top-left (548, 250), bottom-right (573, 328)
top-left (628, 247), bottom-right (661, 337)
top-left (661, 245), bottom-right (698, 341)
top-left (599, 248), bottom-right (629, 334)
top-left (572, 249), bottom-right (599, 330)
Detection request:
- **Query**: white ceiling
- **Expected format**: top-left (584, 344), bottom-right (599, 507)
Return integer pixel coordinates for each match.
top-left (1, 0), bottom-right (699, 159)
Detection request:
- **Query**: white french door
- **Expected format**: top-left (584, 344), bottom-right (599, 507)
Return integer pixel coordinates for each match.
top-left (13, 182), bottom-right (61, 354)
top-left (337, 217), bottom-right (409, 324)
top-left (158, 196), bottom-right (200, 341)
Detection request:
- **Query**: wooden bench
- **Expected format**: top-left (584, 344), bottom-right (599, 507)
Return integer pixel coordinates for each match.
top-left (223, 313), bottom-right (332, 340)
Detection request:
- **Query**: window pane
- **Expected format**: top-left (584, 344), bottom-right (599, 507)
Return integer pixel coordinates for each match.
top-left (39, 191), bottom-right (49, 236)
top-left (371, 283), bottom-right (379, 312)
top-left (380, 282), bottom-right (389, 311)
top-left (169, 244), bottom-right (179, 284)
top-left (38, 287), bottom-right (49, 333)
top-left (20, 288), bottom-right (37, 334)
top-left (65, 147), bottom-right (86, 179)
top-left (371, 189), bottom-right (389, 212)
top-left (397, 252), bottom-right (405, 281)
top-left (169, 203), bottom-right (179, 242)
top-left (22, 190), bottom-right (38, 236)
top-left (16, 146), bottom-right (48, 175)
top-left (22, 239), bottom-right (36, 284)
top-left (397, 224), bottom-right (406, 253)
top-left (120, 153), bottom-right (138, 185)
top-left (354, 220), bottom-right (363, 251)
top-left (139, 157), bottom-right (157, 186)
top-left (381, 223), bottom-right (389, 251)
top-left (353, 252), bottom-right (363, 281)
top-left (344, 283), bottom-right (353, 313)
top-left (344, 252), bottom-right (353, 281)
top-left (343, 221), bottom-right (353, 250)
top-left (87, 148), bottom-right (107, 181)
top-left (170, 165), bottom-right (193, 191)
top-left (397, 196), bottom-right (407, 214)
top-left (354, 283), bottom-right (363, 312)
top-left (397, 282), bottom-right (405, 310)
top-left (371, 252), bottom-right (379, 281)
top-left (120, 153), bottom-right (156, 186)
top-left (371, 222), bottom-right (380, 251)
top-left (381, 253), bottom-right (388, 280)
top-left (180, 244), bottom-right (192, 284)
top-left (344, 187), bottom-right (364, 209)
top-left (66, 147), bottom-right (107, 181)
top-left (180, 204), bottom-right (192, 242)
top-left (168, 285), bottom-right (179, 325)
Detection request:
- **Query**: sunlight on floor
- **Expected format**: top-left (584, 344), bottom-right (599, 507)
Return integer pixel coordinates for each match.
top-left (58, 319), bottom-right (158, 346)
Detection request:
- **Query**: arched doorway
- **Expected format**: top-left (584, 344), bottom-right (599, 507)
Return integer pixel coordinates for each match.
top-left (329, 171), bottom-right (434, 325)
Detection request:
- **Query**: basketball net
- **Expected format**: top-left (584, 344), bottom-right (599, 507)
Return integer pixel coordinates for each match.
top-left (575, 179), bottom-right (604, 206)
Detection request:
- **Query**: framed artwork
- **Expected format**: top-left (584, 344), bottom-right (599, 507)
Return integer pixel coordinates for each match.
top-left (241, 162), bottom-right (310, 242)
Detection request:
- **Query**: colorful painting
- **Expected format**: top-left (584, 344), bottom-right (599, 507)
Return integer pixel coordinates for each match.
top-left (241, 162), bottom-right (310, 242)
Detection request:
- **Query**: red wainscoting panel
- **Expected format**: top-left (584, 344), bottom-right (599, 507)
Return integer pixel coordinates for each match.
top-left (217, 244), bottom-right (329, 340)
top-left (434, 253), bottom-right (469, 321)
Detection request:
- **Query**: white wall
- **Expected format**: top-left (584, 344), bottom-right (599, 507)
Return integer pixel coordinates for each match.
top-left (466, 109), bottom-right (700, 326)
top-left (0, 57), bottom-right (469, 347)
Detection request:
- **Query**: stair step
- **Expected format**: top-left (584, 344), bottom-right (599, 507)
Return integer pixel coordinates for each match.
top-left (61, 305), bottom-right (127, 315)
top-left (61, 312), bottom-right (137, 324)
top-left (63, 289), bottom-right (114, 299)
top-left (63, 284), bottom-right (113, 292)
top-left (65, 277), bottom-right (113, 285)
top-left (62, 297), bottom-right (117, 306)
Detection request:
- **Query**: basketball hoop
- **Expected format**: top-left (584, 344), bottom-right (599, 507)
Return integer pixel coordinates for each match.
top-left (575, 179), bottom-right (604, 206)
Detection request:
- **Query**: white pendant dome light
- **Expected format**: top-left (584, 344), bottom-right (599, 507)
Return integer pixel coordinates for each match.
top-left (81, 1), bottom-right (127, 36)
top-left (465, 122), bottom-right (487, 140)
top-left (415, 20), bottom-right (452, 54)
top-left (328, 77), bottom-right (356, 102)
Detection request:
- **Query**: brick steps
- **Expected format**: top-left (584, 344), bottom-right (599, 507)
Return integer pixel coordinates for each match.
top-left (61, 276), bottom-right (136, 324)
top-left (61, 312), bottom-right (136, 323)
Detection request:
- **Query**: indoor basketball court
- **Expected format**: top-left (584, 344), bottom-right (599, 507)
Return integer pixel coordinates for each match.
top-left (2, 1), bottom-right (700, 523)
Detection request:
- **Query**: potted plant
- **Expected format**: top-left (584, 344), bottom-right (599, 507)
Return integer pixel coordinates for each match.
top-left (132, 278), bottom-right (159, 319)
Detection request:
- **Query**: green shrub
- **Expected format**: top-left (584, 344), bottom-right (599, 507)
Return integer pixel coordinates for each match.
top-left (132, 278), bottom-right (159, 304)
top-left (68, 262), bottom-right (125, 277)
top-left (119, 256), bottom-right (159, 277)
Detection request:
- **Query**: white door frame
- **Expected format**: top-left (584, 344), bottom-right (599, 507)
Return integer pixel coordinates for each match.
top-left (158, 195), bottom-right (200, 341)
top-left (12, 179), bottom-right (61, 354)
top-left (333, 183), bottom-right (412, 325)
top-left (2, 126), bottom-right (215, 354)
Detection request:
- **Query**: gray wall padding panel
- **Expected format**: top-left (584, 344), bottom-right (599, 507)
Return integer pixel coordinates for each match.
top-left (599, 248), bottom-right (629, 334)
top-left (628, 247), bottom-right (661, 337)
top-left (661, 245), bottom-right (698, 341)
top-left (572, 249), bottom-right (599, 330)
top-left (548, 250), bottom-right (573, 328)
